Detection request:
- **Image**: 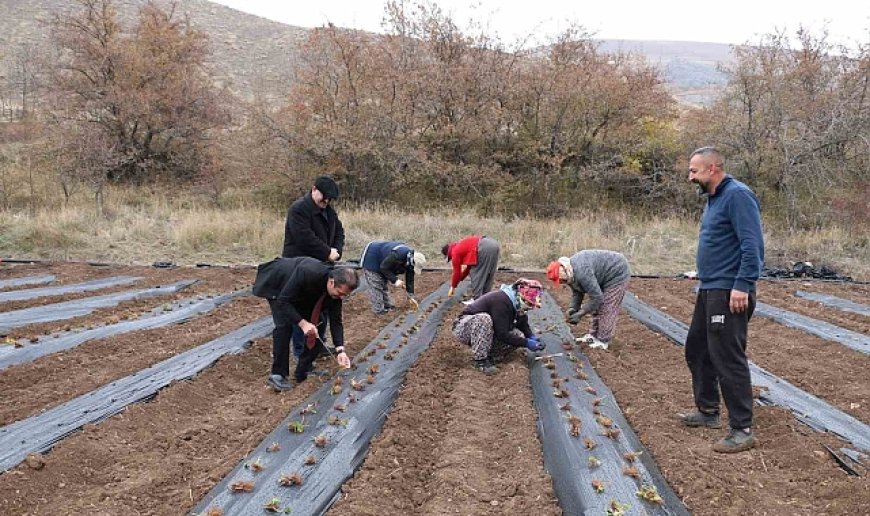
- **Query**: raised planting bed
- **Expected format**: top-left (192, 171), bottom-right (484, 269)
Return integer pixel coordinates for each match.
top-left (0, 274), bottom-right (56, 290)
top-left (0, 317), bottom-right (274, 472)
top-left (192, 281), bottom-right (468, 516)
top-left (527, 291), bottom-right (687, 515)
top-left (622, 292), bottom-right (870, 454)
top-left (548, 282), bottom-right (870, 515)
top-left (0, 275), bottom-right (140, 303)
top-left (0, 280), bottom-right (197, 334)
top-left (0, 289), bottom-right (248, 370)
top-left (794, 290), bottom-right (870, 317)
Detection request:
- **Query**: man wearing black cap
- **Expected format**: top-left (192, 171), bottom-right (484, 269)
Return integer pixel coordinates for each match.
top-left (282, 175), bottom-right (345, 262)
top-left (282, 175), bottom-right (346, 359)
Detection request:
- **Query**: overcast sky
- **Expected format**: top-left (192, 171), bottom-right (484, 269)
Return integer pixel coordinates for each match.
top-left (210, 0), bottom-right (868, 47)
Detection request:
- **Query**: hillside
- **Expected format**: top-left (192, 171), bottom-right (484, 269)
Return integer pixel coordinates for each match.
top-left (0, 0), bottom-right (731, 106)
top-left (0, 0), bottom-right (308, 102)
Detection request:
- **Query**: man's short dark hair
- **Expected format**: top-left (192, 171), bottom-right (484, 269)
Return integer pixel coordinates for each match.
top-left (331, 266), bottom-right (358, 289)
top-left (690, 146), bottom-right (725, 168)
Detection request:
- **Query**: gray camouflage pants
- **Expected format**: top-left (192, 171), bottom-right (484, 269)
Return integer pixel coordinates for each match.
top-left (453, 312), bottom-right (521, 360)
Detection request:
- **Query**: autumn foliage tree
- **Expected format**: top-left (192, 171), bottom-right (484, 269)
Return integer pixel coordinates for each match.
top-left (262, 0), bottom-right (678, 215)
top-left (46, 0), bottom-right (228, 189)
top-left (682, 29), bottom-right (870, 230)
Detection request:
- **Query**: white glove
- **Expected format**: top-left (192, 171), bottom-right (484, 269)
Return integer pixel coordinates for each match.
top-left (394, 279), bottom-right (405, 289)
top-left (328, 248), bottom-right (340, 262)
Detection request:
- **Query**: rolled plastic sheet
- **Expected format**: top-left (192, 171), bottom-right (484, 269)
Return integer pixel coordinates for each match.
top-left (622, 292), bottom-right (870, 453)
top-left (0, 275), bottom-right (56, 290)
top-left (0, 316), bottom-right (274, 472)
top-left (755, 301), bottom-right (868, 355)
top-left (191, 281), bottom-right (467, 516)
top-left (794, 290), bottom-right (870, 317)
top-left (0, 289), bottom-right (249, 370)
top-left (526, 292), bottom-right (688, 516)
top-left (0, 279), bottom-right (197, 334)
top-left (0, 275), bottom-right (141, 303)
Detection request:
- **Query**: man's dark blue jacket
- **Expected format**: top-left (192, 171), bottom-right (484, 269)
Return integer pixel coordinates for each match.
top-left (697, 175), bottom-right (765, 293)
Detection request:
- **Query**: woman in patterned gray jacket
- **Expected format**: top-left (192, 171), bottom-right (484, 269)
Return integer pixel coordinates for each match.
top-left (546, 250), bottom-right (631, 350)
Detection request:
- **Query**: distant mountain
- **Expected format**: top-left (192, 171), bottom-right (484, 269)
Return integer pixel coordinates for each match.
top-left (0, 1), bottom-right (733, 106)
top-left (597, 39), bottom-right (732, 105)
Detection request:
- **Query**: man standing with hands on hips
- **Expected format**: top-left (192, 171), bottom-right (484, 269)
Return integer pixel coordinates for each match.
top-left (682, 146), bottom-right (764, 453)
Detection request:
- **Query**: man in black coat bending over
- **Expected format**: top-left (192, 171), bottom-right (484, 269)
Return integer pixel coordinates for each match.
top-left (253, 257), bottom-right (357, 391)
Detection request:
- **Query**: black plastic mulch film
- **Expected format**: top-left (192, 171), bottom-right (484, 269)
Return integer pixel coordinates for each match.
top-left (0, 275), bottom-right (141, 303)
top-left (794, 290), bottom-right (870, 317)
top-left (192, 282), bottom-right (468, 516)
top-left (755, 301), bottom-right (869, 355)
top-left (0, 279), bottom-right (197, 334)
top-left (0, 288), bottom-right (249, 370)
top-left (0, 274), bottom-right (56, 290)
top-left (527, 292), bottom-right (688, 516)
top-left (0, 316), bottom-right (274, 472)
top-left (622, 292), bottom-right (870, 454)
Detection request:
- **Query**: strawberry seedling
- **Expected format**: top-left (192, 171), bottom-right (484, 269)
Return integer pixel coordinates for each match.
top-left (228, 480), bottom-right (255, 493)
top-left (636, 484), bottom-right (663, 504)
top-left (279, 472), bottom-right (304, 486)
top-left (591, 479), bottom-right (605, 493)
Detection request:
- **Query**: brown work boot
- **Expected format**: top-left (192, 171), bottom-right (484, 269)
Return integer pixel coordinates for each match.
top-left (681, 411), bottom-right (722, 429)
top-left (712, 428), bottom-right (756, 453)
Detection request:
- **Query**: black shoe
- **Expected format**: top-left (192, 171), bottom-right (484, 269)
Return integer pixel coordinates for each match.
top-left (713, 428), bottom-right (756, 453)
top-left (267, 374), bottom-right (294, 391)
top-left (473, 359), bottom-right (498, 375)
top-left (681, 410), bottom-right (722, 429)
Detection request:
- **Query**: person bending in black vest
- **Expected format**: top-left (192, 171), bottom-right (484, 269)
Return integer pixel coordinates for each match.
top-left (253, 257), bottom-right (357, 391)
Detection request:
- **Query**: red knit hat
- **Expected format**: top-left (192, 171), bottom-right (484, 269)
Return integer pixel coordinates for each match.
top-left (545, 261), bottom-right (562, 286)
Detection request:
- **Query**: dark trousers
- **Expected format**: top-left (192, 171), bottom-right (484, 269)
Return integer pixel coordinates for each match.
top-left (685, 289), bottom-right (756, 430)
top-left (268, 300), bottom-right (327, 380)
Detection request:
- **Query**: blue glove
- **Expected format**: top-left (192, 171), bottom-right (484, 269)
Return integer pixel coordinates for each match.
top-left (526, 337), bottom-right (545, 351)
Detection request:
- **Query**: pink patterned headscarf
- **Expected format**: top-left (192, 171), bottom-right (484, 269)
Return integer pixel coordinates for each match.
top-left (515, 278), bottom-right (543, 309)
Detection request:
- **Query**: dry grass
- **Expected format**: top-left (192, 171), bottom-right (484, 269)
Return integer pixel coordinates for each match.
top-left (0, 176), bottom-right (866, 278)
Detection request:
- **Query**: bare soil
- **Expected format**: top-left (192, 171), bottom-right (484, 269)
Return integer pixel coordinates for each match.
top-left (1, 263), bottom-right (867, 515)
top-left (629, 278), bottom-right (870, 422)
top-left (330, 301), bottom-right (561, 516)
top-left (0, 263), bottom-right (445, 515)
top-left (550, 279), bottom-right (869, 515)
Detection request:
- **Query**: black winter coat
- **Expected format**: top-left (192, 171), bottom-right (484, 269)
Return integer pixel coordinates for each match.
top-left (252, 257), bottom-right (344, 347)
top-left (282, 192), bottom-right (345, 261)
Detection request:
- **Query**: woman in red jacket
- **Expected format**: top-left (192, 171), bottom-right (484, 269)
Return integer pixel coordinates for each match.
top-left (441, 235), bottom-right (500, 300)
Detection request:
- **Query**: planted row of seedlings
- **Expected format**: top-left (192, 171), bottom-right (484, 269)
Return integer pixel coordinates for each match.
top-left (0, 269), bottom-right (447, 515)
top-left (549, 280), bottom-right (869, 514)
top-left (193, 282), bottom-right (465, 516)
top-left (527, 292), bottom-right (686, 516)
